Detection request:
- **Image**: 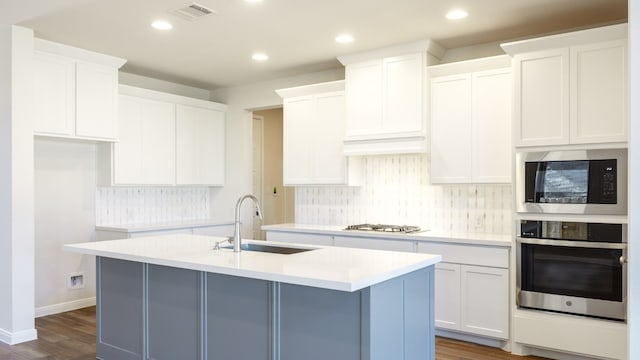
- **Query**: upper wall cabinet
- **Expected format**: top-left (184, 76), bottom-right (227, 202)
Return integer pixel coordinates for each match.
top-left (502, 23), bottom-right (628, 147)
top-left (429, 56), bottom-right (512, 184)
top-left (33, 38), bottom-right (126, 141)
top-left (337, 40), bottom-right (445, 155)
top-left (276, 81), bottom-right (361, 186)
top-left (176, 104), bottom-right (225, 186)
top-left (98, 85), bottom-right (226, 187)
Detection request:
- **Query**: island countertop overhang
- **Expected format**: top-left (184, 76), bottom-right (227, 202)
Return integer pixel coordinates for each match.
top-left (64, 234), bottom-right (441, 292)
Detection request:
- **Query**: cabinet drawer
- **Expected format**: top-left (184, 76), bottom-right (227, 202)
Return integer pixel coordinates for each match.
top-left (416, 242), bottom-right (509, 268)
top-left (266, 231), bottom-right (333, 246)
top-left (333, 236), bottom-right (415, 252)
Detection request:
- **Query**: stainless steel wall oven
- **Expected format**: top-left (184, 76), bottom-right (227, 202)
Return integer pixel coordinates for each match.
top-left (517, 220), bottom-right (627, 320)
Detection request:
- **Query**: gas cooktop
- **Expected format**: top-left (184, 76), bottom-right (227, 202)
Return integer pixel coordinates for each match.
top-left (344, 224), bottom-right (422, 234)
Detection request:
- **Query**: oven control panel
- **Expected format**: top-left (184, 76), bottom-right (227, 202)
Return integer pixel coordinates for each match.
top-left (520, 220), bottom-right (624, 243)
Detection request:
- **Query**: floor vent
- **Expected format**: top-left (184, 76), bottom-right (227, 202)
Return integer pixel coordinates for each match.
top-left (173, 3), bottom-right (216, 21)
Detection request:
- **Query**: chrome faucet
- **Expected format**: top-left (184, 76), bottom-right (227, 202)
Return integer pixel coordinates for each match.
top-left (232, 194), bottom-right (263, 252)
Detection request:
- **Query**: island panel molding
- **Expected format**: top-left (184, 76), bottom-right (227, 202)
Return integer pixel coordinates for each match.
top-left (93, 255), bottom-right (436, 360)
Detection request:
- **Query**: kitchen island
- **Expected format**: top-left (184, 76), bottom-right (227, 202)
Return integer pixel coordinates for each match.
top-left (64, 234), bottom-right (441, 360)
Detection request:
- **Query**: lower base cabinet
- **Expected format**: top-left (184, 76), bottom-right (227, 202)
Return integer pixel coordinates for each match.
top-left (96, 257), bottom-right (435, 360)
top-left (434, 263), bottom-right (509, 339)
top-left (266, 230), bottom-right (511, 342)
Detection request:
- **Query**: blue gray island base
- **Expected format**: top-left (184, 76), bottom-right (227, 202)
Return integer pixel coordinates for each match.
top-left (96, 256), bottom-right (435, 360)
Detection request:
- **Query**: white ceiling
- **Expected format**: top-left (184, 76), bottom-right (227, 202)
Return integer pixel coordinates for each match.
top-left (5, 0), bottom-right (628, 90)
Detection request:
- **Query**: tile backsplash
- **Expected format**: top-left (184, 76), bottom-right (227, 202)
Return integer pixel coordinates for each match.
top-left (295, 154), bottom-right (512, 234)
top-left (96, 187), bottom-right (210, 225)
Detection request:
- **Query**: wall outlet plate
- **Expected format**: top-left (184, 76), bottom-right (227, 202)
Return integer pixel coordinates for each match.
top-left (67, 272), bottom-right (85, 290)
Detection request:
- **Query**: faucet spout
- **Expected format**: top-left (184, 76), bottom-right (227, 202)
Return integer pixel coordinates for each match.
top-left (233, 194), bottom-right (263, 253)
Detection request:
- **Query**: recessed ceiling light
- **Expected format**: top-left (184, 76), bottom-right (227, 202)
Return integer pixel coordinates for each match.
top-left (252, 53), bottom-right (269, 61)
top-left (151, 20), bottom-right (173, 30)
top-left (335, 34), bottom-right (354, 44)
top-left (445, 9), bottom-right (468, 20)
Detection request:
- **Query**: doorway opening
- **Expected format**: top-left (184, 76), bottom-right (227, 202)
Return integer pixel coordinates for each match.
top-left (252, 109), bottom-right (294, 240)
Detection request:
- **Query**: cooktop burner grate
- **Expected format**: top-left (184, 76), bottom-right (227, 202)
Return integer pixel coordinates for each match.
top-left (344, 224), bottom-right (421, 233)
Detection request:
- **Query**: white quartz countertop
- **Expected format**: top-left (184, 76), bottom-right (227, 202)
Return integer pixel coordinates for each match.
top-left (64, 234), bottom-right (441, 292)
top-left (262, 223), bottom-right (512, 247)
top-left (95, 219), bottom-right (234, 233)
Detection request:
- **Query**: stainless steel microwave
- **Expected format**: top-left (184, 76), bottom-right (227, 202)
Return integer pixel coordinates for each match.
top-left (516, 149), bottom-right (627, 215)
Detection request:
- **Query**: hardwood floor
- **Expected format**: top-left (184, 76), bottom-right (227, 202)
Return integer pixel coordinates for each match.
top-left (0, 307), bottom-right (548, 360)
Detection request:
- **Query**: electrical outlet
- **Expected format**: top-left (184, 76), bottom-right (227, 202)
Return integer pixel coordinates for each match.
top-left (474, 213), bottom-right (485, 229)
top-left (67, 272), bottom-right (85, 290)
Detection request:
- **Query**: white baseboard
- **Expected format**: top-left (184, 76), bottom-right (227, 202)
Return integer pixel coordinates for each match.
top-left (35, 297), bottom-right (96, 318)
top-left (0, 327), bottom-right (38, 345)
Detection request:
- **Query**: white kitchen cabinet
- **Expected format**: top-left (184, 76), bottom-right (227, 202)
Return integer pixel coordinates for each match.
top-left (176, 104), bottom-right (225, 186)
top-left (96, 223), bottom-right (234, 241)
top-left (417, 241), bottom-right (509, 340)
top-left (75, 62), bottom-right (119, 140)
top-left (33, 51), bottom-right (75, 136)
top-left (502, 23), bottom-right (628, 147)
top-left (570, 39), bottom-right (627, 144)
top-left (434, 263), bottom-right (461, 331)
top-left (277, 81), bottom-right (360, 186)
top-left (430, 73), bottom-right (472, 183)
top-left (32, 39), bottom-right (126, 141)
top-left (460, 265), bottom-right (509, 339)
top-left (111, 94), bottom-right (175, 185)
top-left (265, 231), bottom-right (334, 246)
top-left (343, 61), bottom-right (383, 137)
top-left (332, 236), bottom-right (415, 252)
top-left (471, 69), bottom-right (512, 183)
top-left (512, 48), bottom-right (569, 146)
top-left (98, 85), bottom-right (226, 187)
top-left (337, 41), bottom-right (444, 155)
top-left (429, 57), bottom-right (512, 184)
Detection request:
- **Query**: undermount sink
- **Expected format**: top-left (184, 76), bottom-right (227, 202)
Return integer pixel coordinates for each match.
top-left (221, 243), bottom-right (316, 255)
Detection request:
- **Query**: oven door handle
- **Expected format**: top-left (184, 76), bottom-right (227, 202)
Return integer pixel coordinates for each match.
top-left (516, 237), bottom-right (627, 249)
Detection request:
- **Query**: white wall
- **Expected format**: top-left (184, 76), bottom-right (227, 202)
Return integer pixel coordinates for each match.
top-left (628, 1), bottom-right (638, 359)
top-left (0, 23), bottom-right (12, 340)
top-left (209, 68), bottom-right (344, 234)
top-left (34, 139), bottom-right (97, 316)
top-left (0, 25), bottom-right (37, 345)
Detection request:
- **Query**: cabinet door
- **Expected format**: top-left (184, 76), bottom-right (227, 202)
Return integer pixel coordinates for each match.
top-left (430, 74), bottom-right (472, 183)
top-left (471, 69), bottom-right (512, 183)
top-left (97, 258), bottom-right (143, 360)
top-left (344, 60), bottom-right (383, 137)
top-left (383, 53), bottom-right (424, 134)
top-left (434, 263), bottom-right (461, 331)
top-left (283, 96), bottom-right (314, 184)
top-left (460, 265), bottom-right (509, 339)
top-left (313, 92), bottom-right (347, 183)
top-left (283, 91), bottom-right (348, 185)
top-left (114, 95), bottom-right (175, 185)
top-left (33, 51), bottom-right (75, 136)
top-left (514, 48), bottom-right (569, 146)
top-left (570, 40), bottom-right (628, 144)
top-left (75, 61), bottom-right (119, 140)
top-left (176, 105), bottom-right (225, 186)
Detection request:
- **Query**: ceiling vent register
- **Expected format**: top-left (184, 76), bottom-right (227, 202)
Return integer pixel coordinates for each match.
top-left (173, 3), bottom-right (216, 21)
